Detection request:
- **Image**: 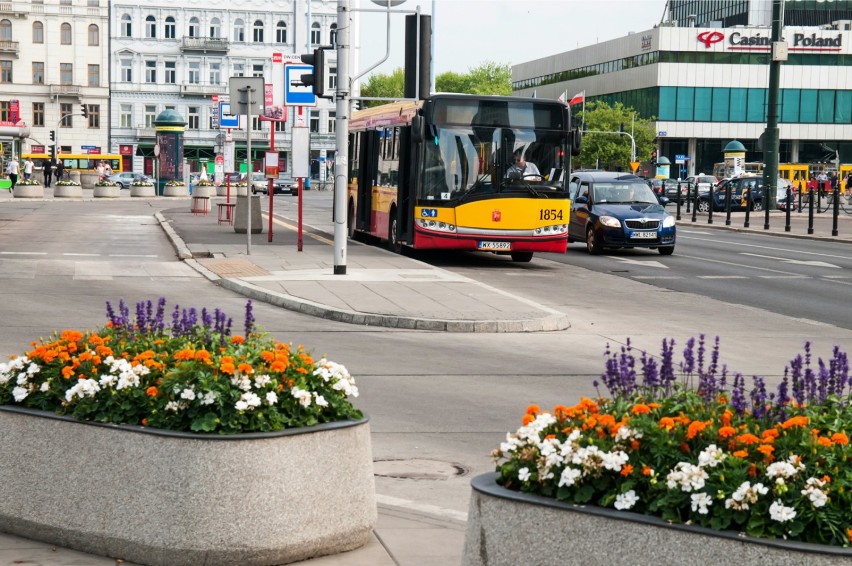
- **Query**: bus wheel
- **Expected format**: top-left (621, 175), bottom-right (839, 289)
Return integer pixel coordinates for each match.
top-left (388, 209), bottom-right (402, 253)
top-left (510, 252), bottom-right (533, 263)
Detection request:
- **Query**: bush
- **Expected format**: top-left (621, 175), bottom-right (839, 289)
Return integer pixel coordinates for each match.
top-left (493, 336), bottom-right (852, 546)
top-left (0, 298), bottom-right (362, 434)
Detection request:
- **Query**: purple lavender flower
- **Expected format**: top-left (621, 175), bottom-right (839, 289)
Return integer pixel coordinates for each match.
top-left (244, 300), bottom-right (256, 337)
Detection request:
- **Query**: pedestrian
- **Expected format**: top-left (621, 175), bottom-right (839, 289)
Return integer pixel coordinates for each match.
top-left (42, 159), bottom-right (53, 188)
top-left (5, 156), bottom-right (19, 192)
top-left (23, 157), bottom-right (34, 180)
top-left (96, 161), bottom-right (105, 182)
top-left (55, 159), bottom-right (65, 182)
top-left (104, 162), bottom-right (113, 178)
top-left (846, 172), bottom-right (852, 195)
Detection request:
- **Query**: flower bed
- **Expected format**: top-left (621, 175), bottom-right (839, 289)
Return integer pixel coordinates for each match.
top-left (165, 180), bottom-right (185, 187)
top-left (55, 179), bottom-right (82, 186)
top-left (130, 180), bottom-right (154, 187)
top-left (94, 180), bottom-right (118, 187)
top-left (17, 178), bottom-right (41, 186)
top-left (475, 337), bottom-right (852, 553)
top-left (0, 299), bottom-right (375, 565)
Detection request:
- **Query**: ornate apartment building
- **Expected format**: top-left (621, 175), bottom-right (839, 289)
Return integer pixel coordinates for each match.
top-left (110, 0), bottom-right (340, 178)
top-left (0, 0), bottom-right (109, 162)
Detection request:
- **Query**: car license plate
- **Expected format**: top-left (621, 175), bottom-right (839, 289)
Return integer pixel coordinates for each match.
top-left (478, 241), bottom-right (511, 251)
top-left (631, 231), bottom-right (656, 239)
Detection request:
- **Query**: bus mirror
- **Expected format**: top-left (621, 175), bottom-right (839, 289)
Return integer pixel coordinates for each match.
top-left (570, 128), bottom-right (582, 157)
top-left (411, 115), bottom-right (424, 143)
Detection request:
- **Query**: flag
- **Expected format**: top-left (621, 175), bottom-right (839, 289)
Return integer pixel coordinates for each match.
top-left (568, 90), bottom-right (585, 106)
top-left (557, 90), bottom-right (567, 104)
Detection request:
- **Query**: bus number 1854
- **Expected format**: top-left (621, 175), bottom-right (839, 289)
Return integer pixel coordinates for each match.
top-left (539, 209), bottom-right (564, 221)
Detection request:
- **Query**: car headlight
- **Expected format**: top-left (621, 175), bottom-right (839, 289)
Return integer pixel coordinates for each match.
top-left (599, 216), bottom-right (621, 228)
top-left (662, 216), bottom-right (676, 228)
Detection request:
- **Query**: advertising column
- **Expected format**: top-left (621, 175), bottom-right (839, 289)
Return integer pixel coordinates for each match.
top-left (154, 109), bottom-right (186, 196)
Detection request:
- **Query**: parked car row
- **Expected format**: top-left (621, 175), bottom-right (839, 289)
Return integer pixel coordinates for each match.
top-left (695, 176), bottom-right (797, 213)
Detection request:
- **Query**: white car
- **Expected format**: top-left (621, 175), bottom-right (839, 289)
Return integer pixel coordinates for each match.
top-left (248, 173), bottom-right (269, 194)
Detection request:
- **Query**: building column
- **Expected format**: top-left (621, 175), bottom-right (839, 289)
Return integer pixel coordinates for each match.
top-left (688, 137), bottom-right (697, 178)
top-left (790, 139), bottom-right (799, 164)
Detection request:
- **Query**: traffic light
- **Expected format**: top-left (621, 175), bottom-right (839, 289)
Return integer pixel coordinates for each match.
top-left (300, 48), bottom-right (326, 97)
top-left (81, 105), bottom-right (88, 119)
top-left (49, 130), bottom-right (55, 142)
top-left (651, 150), bottom-right (658, 166)
top-left (49, 145), bottom-right (55, 159)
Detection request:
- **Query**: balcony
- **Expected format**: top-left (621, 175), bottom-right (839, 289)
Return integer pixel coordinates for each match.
top-left (135, 128), bottom-right (156, 139)
top-left (180, 83), bottom-right (227, 98)
top-left (49, 84), bottom-right (82, 100)
top-left (230, 130), bottom-right (268, 142)
top-left (0, 2), bottom-right (27, 18)
top-left (0, 40), bottom-right (18, 57)
top-left (180, 37), bottom-right (229, 53)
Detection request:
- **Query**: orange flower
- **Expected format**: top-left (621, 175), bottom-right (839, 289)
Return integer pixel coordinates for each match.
top-left (269, 360), bottom-right (288, 372)
top-left (720, 410), bottom-right (733, 427)
top-left (718, 426), bottom-right (737, 440)
top-left (260, 350), bottom-right (275, 363)
top-left (781, 416), bottom-right (809, 429)
top-left (237, 362), bottom-right (254, 375)
top-left (761, 429), bottom-right (779, 442)
top-left (620, 464), bottom-right (634, 477)
top-left (747, 464), bottom-right (758, 477)
top-left (817, 436), bottom-right (833, 447)
top-left (141, 418), bottom-right (148, 426)
top-left (847, 528), bottom-right (852, 543)
top-left (631, 403), bottom-right (651, 415)
top-left (521, 414), bottom-right (535, 426)
top-left (194, 350), bottom-right (212, 363)
top-left (642, 465), bottom-right (653, 476)
top-left (733, 450), bottom-right (749, 458)
top-left (61, 365), bottom-right (75, 379)
top-left (648, 402), bottom-right (661, 410)
top-left (60, 330), bottom-right (83, 343)
top-left (679, 441), bottom-right (690, 454)
top-left (630, 440), bottom-right (641, 451)
top-left (231, 336), bottom-right (246, 345)
top-left (553, 405), bottom-right (571, 420)
top-left (146, 386), bottom-right (158, 397)
top-left (831, 432), bottom-right (849, 445)
top-left (686, 420), bottom-right (708, 440)
top-left (822, 475), bottom-right (831, 484)
top-left (526, 404), bottom-right (541, 416)
top-left (219, 361), bottom-right (235, 375)
top-left (174, 348), bottom-right (195, 361)
top-left (757, 444), bottom-right (774, 457)
top-left (735, 433), bottom-right (761, 445)
top-left (658, 417), bottom-right (675, 431)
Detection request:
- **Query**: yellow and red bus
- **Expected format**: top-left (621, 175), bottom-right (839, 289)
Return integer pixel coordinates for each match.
top-left (21, 153), bottom-right (123, 173)
top-left (347, 94), bottom-right (581, 262)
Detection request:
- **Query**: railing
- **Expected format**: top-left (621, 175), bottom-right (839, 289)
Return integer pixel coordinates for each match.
top-left (49, 84), bottom-right (81, 97)
top-left (0, 40), bottom-right (19, 55)
top-left (229, 130), bottom-right (268, 142)
top-left (180, 83), bottom-right (227, 97)
top-left (135, 128), bottom-right (156, 139)
top-left (180, 37), bottom-right (229, 52)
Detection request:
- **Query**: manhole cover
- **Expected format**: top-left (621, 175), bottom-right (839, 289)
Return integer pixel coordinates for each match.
top-left (373, 458), bottom-right (468, 480)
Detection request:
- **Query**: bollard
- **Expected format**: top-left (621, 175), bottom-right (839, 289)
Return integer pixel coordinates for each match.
top-left (724, 183), bottom-right (732, 226)
top-left (763, 185), bottom-right (770, 230)
top-left (797, 185), bottom-right (802, 212)
top-left (685, 182), bottom-right (692, 214)
top-left (833, 187), bottom-right (840, 237)
top-left (744, 188), bottom-right (751, 228)
top-left (707, 183), bottom-right (714, 224)
top-left (808, 183), bottom-right (815, 234)
top-left (691, 182), bottom-right (698, 223)
top-left (784, 187), bottom-right (791, 232)
top-left (675, 181), bottom-right (682, 220)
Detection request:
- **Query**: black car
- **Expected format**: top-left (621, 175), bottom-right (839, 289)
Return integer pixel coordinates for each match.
top-left (696, 176), bottom-right (785, 213)
top-left (568, 171), bottom-right (676, 255)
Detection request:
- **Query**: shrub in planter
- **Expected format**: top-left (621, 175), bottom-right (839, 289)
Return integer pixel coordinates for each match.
top-left (17, 178), bottom-right (41, 186)
top-left (55, 179), bottom-right (82, 186)
top-left (131, 180), bottom-right (154, 187)
top-left (95, 180), bottom-right (119, 187)
top-left (491, 336), bottom-right (852, 547)
top-left (165, 180), bottom-right (185, 187)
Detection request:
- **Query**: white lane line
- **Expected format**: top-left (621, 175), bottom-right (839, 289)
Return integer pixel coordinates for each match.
top-left (611, 257), bottom-right (669, 269)
top-left (109, 254), bottom-right (159, 258)
top-left (63, 253), bottom-right (100, 257)
top-left (678, 235), bottom-right (852, 261)
top-left (0, 251), bottom-right (48, 255)
top-left (676, 253), bottom-right (801, 276)
top-left (697, 275), bottom-right (748, 279)
top-left (266, 214), bottom-right (334, 245)
top-left (758, 275), bottom-right (810, 279)
top-left (740, 252), bottom-right (840, 269)
top-left (631, 276), bottom-right (684, 280)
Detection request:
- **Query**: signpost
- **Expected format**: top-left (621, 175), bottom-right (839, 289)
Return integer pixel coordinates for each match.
top-left (284, 65), bottom-right (317, 106)
top-left (229, 77), bottom-right (264, 255)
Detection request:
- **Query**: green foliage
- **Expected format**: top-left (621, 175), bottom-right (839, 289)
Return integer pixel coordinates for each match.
top-left (573, 101), bottom-right (658, 172)
top-left (360, 67), bottom-right (405, 107)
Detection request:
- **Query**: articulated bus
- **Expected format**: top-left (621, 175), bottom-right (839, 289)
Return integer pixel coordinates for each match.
top-left (21, 153), bottom-right (123, 173)
top-left (347, 94), bottom-right (581, 262)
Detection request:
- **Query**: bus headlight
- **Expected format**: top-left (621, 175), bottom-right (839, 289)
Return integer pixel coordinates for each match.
top-left (416, 218), bottom-right (456, 233)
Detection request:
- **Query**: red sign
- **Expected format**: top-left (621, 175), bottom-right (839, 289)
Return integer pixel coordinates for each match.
top-left (492, 210), bottom-right (502, 222)
top-left (9, 99), bottom-right (19, 124)
top-left (88, 147), bottom-right (101, 154)
top-left (31, 145), bottom-right (45, 153)
top-left (119, 144), bottom-right (133, 155)
top-left (215, 155), bottom-right (224, 165)
top-left (697, 31), bottom-right (725, 48)
top-left (272, 52), bottom-right (283, 63)
top-left (212, 94), bottom-right (219, 102)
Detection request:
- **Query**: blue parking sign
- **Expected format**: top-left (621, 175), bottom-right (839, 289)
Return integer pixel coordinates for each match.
top-left (284, 65), bottom-right (317, 106)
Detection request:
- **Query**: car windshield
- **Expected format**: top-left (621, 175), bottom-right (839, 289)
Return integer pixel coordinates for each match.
top-left (594, 183), bottom-right (659, 204)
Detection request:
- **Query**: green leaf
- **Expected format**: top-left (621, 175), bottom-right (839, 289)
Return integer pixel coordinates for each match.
top-left (574, 484), bottom-right (595, 504)
top-left (190, 412), bottom-right (219, 432)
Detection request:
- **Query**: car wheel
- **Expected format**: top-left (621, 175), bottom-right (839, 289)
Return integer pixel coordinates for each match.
top-left (697, 199), bottom-right (710, 213)
top-left (752, 200), bottom-right (763, 212)
top-left (658, 246), bottom-right (675, 256)
top-left (510, 252), bottom-right (533, 263)
top-left (586, 226), bottom-right (603, 255)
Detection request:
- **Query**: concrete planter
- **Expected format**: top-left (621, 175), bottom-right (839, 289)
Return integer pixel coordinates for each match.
top-left (130, 184), bottom-right (156, 197)
top-left (53, 183), bottom-right (83, 198)
top-left (12, 183), bottom-right (44, 198)
top-left (192, 184), bottom-right (215, 197)
top-left (463, 472), bottom-right (852, 566)
top-left (93, 184), bottom-right (121, 198)
top-left (163, 184), bottom-right (189, 197)
top-left (0, 406), bottom-right (376, 566)
top-left (80, 172), bottom-right (99, 190)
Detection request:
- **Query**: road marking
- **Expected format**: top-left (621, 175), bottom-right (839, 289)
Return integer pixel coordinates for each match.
top-left (677, 253), bottom-right (802, 276)
top-left (758, 275), bottom-right (810, 279)
top-left (63, 253), bottom-right (100, 257)
top-left (697, 275), bottom-right (748, 279)
top-left (740, 252), bottom-right (840, 269)
top-left (611, 257), bottom-right (669, 269)
top-left (679, 235), bottom-right (852, 261)
top-left (109, 254), bottom-right (159, 258)
top-left (631, 276), bottom-right (683, 280)
top-left (265, 214), bottom-right (334, 245)
top-left (0, 251), bottom-right (48, 255)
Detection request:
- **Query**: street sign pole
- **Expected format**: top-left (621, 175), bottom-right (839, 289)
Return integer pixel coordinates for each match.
top-left (334, 0), bottom-right (350, 275)
top-left (245, 86), bottom-right (253, 255)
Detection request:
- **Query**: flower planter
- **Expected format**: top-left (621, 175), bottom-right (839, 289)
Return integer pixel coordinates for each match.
top-left (192, 184), bottom-right (214, 198)
top-left (12, 183), bottom-right (44, 198)
top-left (163, 184), bottom-right (189, 197)
top-left (53, 183), bottom-right (83, 198)
top-left (93, 184), bottom-right (121, 198)
top-left (0, 406), bottom-right (376, 566)
top-left (130, 184), bottom-right (156, 197)
top-left (463, 472), bottom-right (852, 566)
top-left (80, 172), bottom-right (99, 190)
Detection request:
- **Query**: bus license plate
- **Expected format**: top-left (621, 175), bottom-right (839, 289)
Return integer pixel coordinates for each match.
top-left (478, 241), bottom-right (511, 251)
top-left (631, 231), bottom-right (656, 239)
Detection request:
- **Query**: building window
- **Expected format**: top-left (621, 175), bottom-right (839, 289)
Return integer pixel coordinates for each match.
top-left (145, 15), bottom-right (156, 39)
top-left (61, 22), bottom-right (72, 44)
top-left (144, 105), bottom-right (156, 128)
top-left (188, 17), bottom-right (199, 38)
top-left (33, 102), bottom-right (44, 127)
top-left (311, 22), bottom-right (320, 45)
top-left (87, 0), bottom-right (98, 6)
top-left (121, 14), bottom-right (131, 37)
top-left (86, 104), bottom-right (99, 129)
top-left (60, 62), bottom-right (72, 85)
top-left (145, 60), bottom-right (156, 83)
top-left (33, 21), bottom-right (44, 43)
top-left (233, 62), bottom-right (244, 77)
top-left (0, 61), bottom-right (11, 83)
top-left (121, 59), bottom-right (132, 82)
top-left (60, 103), bottom-right (73, 127)
top-left (276, 21), bottom-right (286, 43)
top-left (188, 107), bottom-right (199, 129)
top-left (188, 61), bottom-right (200, 84)
top-left (330, 23), bottom-right (337, 46)
top-left (210, 18), bottom-right (221, 38)
top-left (253, 20), bottom-right (263, 43)
top-left (209, 62), bottom-right (221, 84)
top-left (32, 61), bottom-right (44, 84)
top-left (88, 64), bottom-right (99, 87)
top-left (252, 63), bottom-right (263, 77)
top-left (234, 19), bottom-right (244, 42)
top-left (88, 24), bottom-right (98, 45)
top-left (120, 104), bottom-right (132, 128)
top-left (310, 110), bottom-right (319, 133)
top-left (0, 19), bottom-right (10, 41)
top-left (327, 111), bottom-right (336, 133)
top-left (329, 67), bottom-right (337, 90)
top-left (164, 61), bottom-right (175, 83)
top-left (274, 121), bottom-right (285, 133)
top-left (165, 16), bottom-right (175, 39)
top-left (0, 101), bottom-right (9, 121)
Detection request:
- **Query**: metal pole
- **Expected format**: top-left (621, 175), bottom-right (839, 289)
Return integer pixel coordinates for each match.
top-left (762, 0), bottom-right (784, 220)
top-left (430, 0), bottom-right (436, 93)
top-left (333, 0), bottom-right (350, 275)
top-left (245, 86), bottom-right (253, 255)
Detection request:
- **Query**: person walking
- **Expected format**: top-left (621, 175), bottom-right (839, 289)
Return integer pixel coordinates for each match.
top-left (55, 159), bottom-right (65, 182)
top-left (23, 157), bottom-right (34, 180)
top-left (43, 159), bottom-right (53, 188)
top-left (96, 161), bottom-right (105, 182)
top-left (6, 156), bottom-right (19, 192)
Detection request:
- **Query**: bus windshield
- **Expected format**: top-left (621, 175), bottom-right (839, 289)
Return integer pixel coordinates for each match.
top-left (419, 125), bottom-right (568, 204)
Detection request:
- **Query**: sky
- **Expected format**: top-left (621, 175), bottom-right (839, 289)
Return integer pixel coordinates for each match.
top-left (356, 0), bottom-right (667, 78)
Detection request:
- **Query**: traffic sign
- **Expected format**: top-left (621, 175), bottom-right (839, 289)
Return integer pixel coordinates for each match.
top-left (630, 161), bottom-right (640, 173)
top-left (215, 155), bottom-right (224, 165)
top-left (219, 101), bottom-right (239, 128)
top-left (284, 64), bottom-right (317, 106)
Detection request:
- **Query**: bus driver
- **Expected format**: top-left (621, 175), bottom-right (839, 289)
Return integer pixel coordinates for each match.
top-left (506, 148), bottom-right (541, 181)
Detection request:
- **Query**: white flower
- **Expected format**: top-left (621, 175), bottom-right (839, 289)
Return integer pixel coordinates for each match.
top-left (64, 378), bottom-right (101, 401)
top-left (666, 462), bottom-right (708, 493)
top-left (614, 425), bottom-right (642, 443)
top-left (614, 490), bottom-right (639, 510)
top-left (518, 467), bottom-right (531, 482)
top-left (725, 481), bottom-right (768, 511)
top-left (697, 444), bottom-right (727, 468)
top-left (558, 466), bottom-right (582, 488)
top-left (314, 393), bottom-right (328, 407)
top-left (766, 462), bottom-right (798, 479)
top-left (98, 373), bottom-right (117, 388)
top-left (769, 500), bottom-right (797, 523)
top-left (27, 363), bottom-right (40, 376)
top-left (12, 386), bottom-right (29, 402)
top-left (291, 386), bottom-right (312, 407)
top-left (200, 391), bottom-right (217, 405)
top-left (165, 401), bottom-right (181, 412)
top-left (180, 388), bottom-right (196, 401)
top-left (801, 477), bottom-right (828, 508)
top-left (690, 492), bottom-right (713, 515)
top-left (235, 400), bottom-right (249, 411)
top-left (315, 359), bottom-right (359, 397)
top-left (16, 373), bottom-right (28, 385)
top-left (231, 373), bottom-right (252, 392)
top-left (39, 381), bottom-right (49, 392)
top-left (254, 374), bottom-right (272, 388)
top-left (235, 391), bottom-right (262, 411)
top-left (601, 450), bottom-right (630, 472)
top-left (265, 391), bottom-right (278, 405)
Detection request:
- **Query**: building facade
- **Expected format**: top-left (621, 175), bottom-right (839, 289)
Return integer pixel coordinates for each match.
top-left (512, 2), bottom-right (852, 178)
top-left (0, 0), bottom-right (109, 163)
top-left (109, 0), bottom-right (340, 179)
top-left (669, 0), bottom-right (852, 29)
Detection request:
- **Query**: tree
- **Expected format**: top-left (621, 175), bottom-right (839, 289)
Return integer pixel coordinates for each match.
top-left (360, 67), bottom-right (405, 107)
top-left (573, 101), bottom-right (657, 173)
